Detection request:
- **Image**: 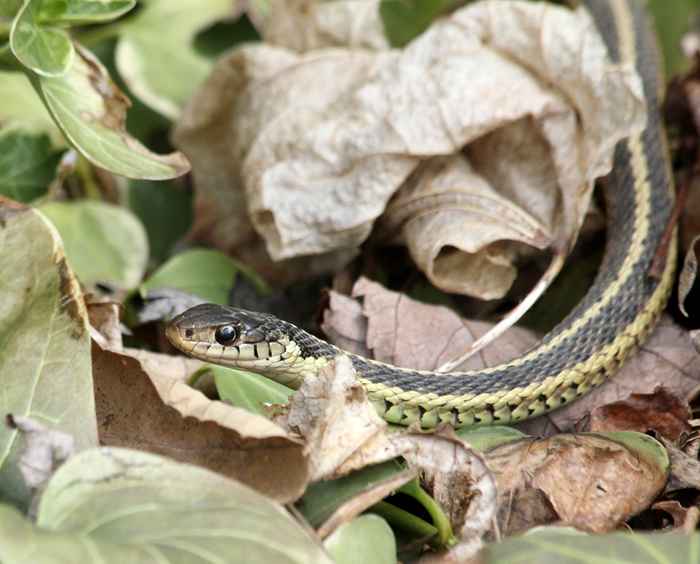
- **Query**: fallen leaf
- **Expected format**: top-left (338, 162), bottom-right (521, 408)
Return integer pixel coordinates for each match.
top-left (662, 437), bottom-right (700, 493)
top-left (679, 234), bottom-right (700, 317)
top-left (92, 342), bottom-right (309, 502)
top-left (5, 415), bottom-right (74, 493)
top-left (175, 0), bottom-right (644, 296)
top-left (323, 277), bottom-right (538, 372)
top-left (0, 199), bottom-right (97, 510)
top-left (587, 387), bottom-right (692, 441)
top-left (652, 500), bottom-right (700, 532)
top-left (485, 433), bottom-right (669, 534)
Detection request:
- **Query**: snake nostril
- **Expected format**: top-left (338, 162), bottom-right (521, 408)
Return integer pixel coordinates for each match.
top-left (185, 328), bottom-right (193, 338)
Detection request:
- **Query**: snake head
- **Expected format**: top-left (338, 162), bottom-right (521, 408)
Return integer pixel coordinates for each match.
top-left (166, 304), bottom-right (290, 366)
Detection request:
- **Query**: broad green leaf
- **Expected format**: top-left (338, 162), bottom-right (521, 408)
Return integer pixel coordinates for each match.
top-left (0, 201), bottom-right (97, 510)
top-left (597, 431), bottom-right (670, 474)
top-left (10, 0), bottom-right (73, 76)
top-left (380, 0), bottom-right (464, 47)
top-left (324, 515), bottom-right (397, 564)
top-left (298, 461), bottom-right (407, 528)
top-left (37, 0), bottom-right (134, 25)
top-left (40, 200), bottom-right (148, 288)
top-left (0, 129), bottom-right (62, 202)
top-left (0, 447), bottom-right (333, 564)
top-left (127, 178), bottom-right (192, 264)
top-left (141, 248), bottom-right (266, 304)
top-left (114, 0), bottom-right (235, 119)
top-left (456, 426), bottom-right (526, 452)
top-left (481, 527), bottom-right (700, 563)
top-left (211, 365), bottom-right (294, 417)
top-left (0, 71), bottom-right (59, 140)
top-left (0, 0), bottom-right (22, 18)
top-left (33, 45), bottom-right (190, 180)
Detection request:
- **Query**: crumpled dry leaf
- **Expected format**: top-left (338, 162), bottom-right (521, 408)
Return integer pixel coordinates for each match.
top-left (652, 500), bottom-right (700, 533)
top-left (175, 0), bottom-right (644, 296)
top-left (276, 355), bottom-right (496, 544)
top-left (5, 415), bottom-right (75, 493)
top-left (486, 434), bottom-right (668, 534)
top-left (662, 437), bottom-right (700, 493)
top-left (679, 234), bottom-right (700, 317)
top-left (262, 0), bottom-right (388, 52)
top-left (321, 277), bottom-right (538, 371)
top-left (587, 387), bottom-right (692, 442)
top-left (517, 316), bottom-right (700, 436)
top-left (92, 342), bottom-right (309, 502)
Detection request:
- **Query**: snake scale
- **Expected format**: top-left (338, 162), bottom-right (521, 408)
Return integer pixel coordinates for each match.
top-left (167, 0), bottom-right (677, 428)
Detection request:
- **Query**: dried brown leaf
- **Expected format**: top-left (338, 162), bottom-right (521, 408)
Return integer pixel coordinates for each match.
top-left (588, 387), bottom-right (692, 442)
top-left (323, 277), bottom-right (538, 372)
top-left (175, 1), bottom-right (644, 292)
top-left (663, 437), bottom-right (700, 493)
top-left (486, 434), bottom-right (668, 534)
top-left (679, 234), bottom-right (700, 317)
top-left (517, 316), bottom-right (700, 436)
top-left (652, 500), bottom-right (700, 532)
top-left (92, 342), bottom-right (309, 502)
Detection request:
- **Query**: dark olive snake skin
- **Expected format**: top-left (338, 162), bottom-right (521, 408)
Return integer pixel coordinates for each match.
top-left (167, 0), bottom-right (677, 428)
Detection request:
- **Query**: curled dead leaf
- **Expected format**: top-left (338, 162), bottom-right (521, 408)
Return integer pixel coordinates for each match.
top-left (588, 387), bottom-right (692, 442)
top-left (486, 433), bottom-right (668, 534)
top-left (175, 1), bottom-right (644, 294)
top-left (322, 277), bottom-right (538, 372)
top-left (92, 342), bottom-right (309, 502)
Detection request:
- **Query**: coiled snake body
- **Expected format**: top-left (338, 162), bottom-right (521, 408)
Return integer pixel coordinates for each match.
top-left (167, 0), bottom-right (677, 428)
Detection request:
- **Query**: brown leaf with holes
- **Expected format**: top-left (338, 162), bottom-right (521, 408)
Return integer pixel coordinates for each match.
top-left (322, 277), bottom-right (539, 371)
top-left (92, 342), bottom-right (309, 502)
top-left (588, 387), bottom-right (692, 441)
top-left (517, 316), bottom-right (700, 436)
top-left (486, 434), bottom-right (668, 534)
top-left (652, 500), bottom-right (700, 532)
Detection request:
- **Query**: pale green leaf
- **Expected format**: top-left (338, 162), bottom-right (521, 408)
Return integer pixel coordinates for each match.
top-left (0, 447), bottom-right (334, 563)
top-left (380, 0), bottom-right (464, 47)
top-left (33, 45), bottom-right (190, 180)
top-left (40, 200), bottom-right (149, 289)
top-left (456, 426), bottom-right (527, 452)
top-left (211, 365), bottom-right (294, 417)
top-left (115, 0), bottom-right (235, 119)
top-left (10, 0), bottom-right (73, 76)
top-left (324, 515), bottom-right (397, 564)
top-left (481, 527), bottom-right (700, 563)
top-left (37, 0), bottom-right (135, 25)
top-left (0, 202), bottom-right (97, 510)
top-left (0, 71), bottom-right (59, 141)
top-left (0, 129), bottom-right (62, 202)
top-left (141, 248), bottom-right (266, 304)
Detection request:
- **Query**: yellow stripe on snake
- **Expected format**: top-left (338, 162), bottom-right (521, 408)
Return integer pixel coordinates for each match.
top-left (167, 0), bottom-right (677, 428)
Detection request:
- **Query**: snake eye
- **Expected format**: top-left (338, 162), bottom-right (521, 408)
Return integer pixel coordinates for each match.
top-left (214, 325), bottom-right (238, 345)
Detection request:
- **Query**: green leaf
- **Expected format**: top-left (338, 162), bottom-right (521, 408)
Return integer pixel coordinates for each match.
top-left (10, 0), bottom-right (74, 76)
top-left (298, 461), bottom-right (407, 528)
top-left (32, 45), bottom-right (190, 180)
top-left (595, 431), bottom-right (670, 474)
top-left (0, 201), bottom-right (97, 511)
top-left (456, 426), bottom-right (527, 452)
top-left (39, 200), bottom-right (149, 288)
top-left (0, 0), bottom-right (23, 18)
top-left (0, 129), bottom-right (62, 202)
top-left (114, 0), bottom-right (236, 119)
top-left (127, 178), bottom-right (192, 264)
top-left (141, 248), bottom-right (267, 304)
top-left (481, 527), bottom-right (700, 563)
top-left (324, 515), bottom-right (397, 564)
top-left (37, 0), bottom-right (135, 25)
top-left (211, 365), bottom-right (294, 417)
top-left (0, 71), bottom-right (59, 139)
top-left (380, 0), bottom-right (463, 47)
top-left (0, 447), bottom-right (334, 564)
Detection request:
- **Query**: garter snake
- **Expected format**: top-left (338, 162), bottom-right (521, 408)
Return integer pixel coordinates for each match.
top-left (166, 0), bottom-right (677, 428)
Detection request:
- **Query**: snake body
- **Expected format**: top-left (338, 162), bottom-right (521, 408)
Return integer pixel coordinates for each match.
top-left (167, 0), bottom-right (676, 428)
